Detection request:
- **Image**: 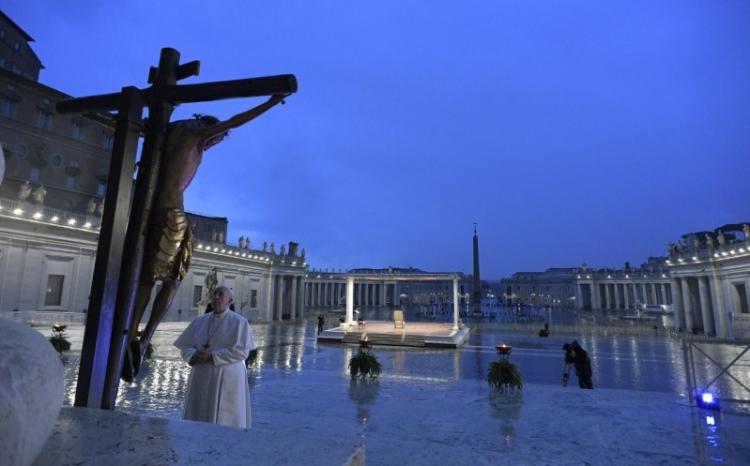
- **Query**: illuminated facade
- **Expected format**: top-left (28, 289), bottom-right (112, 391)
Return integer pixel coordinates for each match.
top-left (0, 203), bottom-right (306, 322)
top-left (665, 223), bottom-right (750, 339)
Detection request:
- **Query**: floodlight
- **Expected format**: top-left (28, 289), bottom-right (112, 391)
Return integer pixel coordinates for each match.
top-left (696, 391), bottom-right (720, 410)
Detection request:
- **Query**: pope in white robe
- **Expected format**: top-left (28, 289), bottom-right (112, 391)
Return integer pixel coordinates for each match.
top-left (174, 286), bottom-right (255, 428)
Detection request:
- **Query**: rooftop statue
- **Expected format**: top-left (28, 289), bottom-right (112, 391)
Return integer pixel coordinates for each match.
top-left (744, 224), bottom-right (750, 241)
top-left (717, 231), bottom-right (726, 246)
top-left (18, 180), bottom-right (31, 201)
top-left (86, 197), bottom-right (97, 215)
top-left (704, 233), bottom-right (714, 248)
top-left (124, 95), bottom-right (286, 381)
top-left (31, 185), bottom-right (46, 204)
top-left (280, 244), bottom-right (286, 255)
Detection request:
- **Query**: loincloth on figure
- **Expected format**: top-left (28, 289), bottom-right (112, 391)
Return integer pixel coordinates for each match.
top-left (141, 208), bottom-right (193, 284)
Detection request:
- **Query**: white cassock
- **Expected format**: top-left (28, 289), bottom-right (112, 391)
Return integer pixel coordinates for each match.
top-left (174, 310), bottom-right (255, 428)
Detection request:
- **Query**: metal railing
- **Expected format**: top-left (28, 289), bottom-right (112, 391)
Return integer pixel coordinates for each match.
top-left (682, 339), bottom-right (750, 406)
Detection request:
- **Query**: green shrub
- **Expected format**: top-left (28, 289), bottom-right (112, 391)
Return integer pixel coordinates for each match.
top-left (348, 348), bottom-right (381, 380)
top-left (487, 359), bottom-right (523, 393)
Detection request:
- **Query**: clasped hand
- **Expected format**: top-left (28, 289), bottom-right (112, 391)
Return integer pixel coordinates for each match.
top-left (189, 350), bottom-right (213, 366)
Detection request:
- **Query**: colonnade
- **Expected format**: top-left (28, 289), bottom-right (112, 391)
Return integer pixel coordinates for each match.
top-left (575, 281), bottom-right (672, 310)
top-left (303, 280), bottom-right (401, 308)
top-left (266, 273), bottom-right (305, 321)
top-left (670, 276), bottom-right (726, 337)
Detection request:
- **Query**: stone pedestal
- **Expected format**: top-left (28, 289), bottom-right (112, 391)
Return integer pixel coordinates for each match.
top-left (0, 318), bottom-right (64, 466)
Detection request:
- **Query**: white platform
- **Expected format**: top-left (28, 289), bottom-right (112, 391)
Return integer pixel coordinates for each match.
top-left (318, 321), bottom-right (471, 347)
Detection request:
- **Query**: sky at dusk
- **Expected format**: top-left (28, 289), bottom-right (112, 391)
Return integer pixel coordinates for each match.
top-left (4, 1), bottom-right (749, 278)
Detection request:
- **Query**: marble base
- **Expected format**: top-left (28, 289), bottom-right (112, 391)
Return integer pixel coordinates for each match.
top-left (35, 407), bottom-right (360, 466)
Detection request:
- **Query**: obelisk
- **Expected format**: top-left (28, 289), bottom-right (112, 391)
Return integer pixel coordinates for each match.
top-left (472, 223), bottom-right (482, 314)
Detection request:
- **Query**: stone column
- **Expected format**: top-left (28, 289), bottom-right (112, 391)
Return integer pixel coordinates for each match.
top-left (681, 277), bottom-right (694, 332)
top-left (346, 277), bottom-right (355, 325)
top-left (275, 275), bottom-right (284, 321)
top-left (574, 283), bottom-right (583, 310)
top-left (380, 282), bottom-right (387, 307)
top-left (591, 283), bottom-right (600, 310)
top-left (453, 277), bottom-right (460, 330)
top-left (614, 284), bottom-right (621, 309)
top-left (290, 276), bottom-right (298, 319)
top-left (394, 283), bottom-right (400, 306)
top-left (698, 276), bottom-right (714, 335)
top-left (671, 279), bottom-right (683, 329)
top-left (297, 277), bottom-right (305, 319)
top-left (264, 272), bottom-right (274, 321)
top-left (623, 284), bottom-right (630, 309)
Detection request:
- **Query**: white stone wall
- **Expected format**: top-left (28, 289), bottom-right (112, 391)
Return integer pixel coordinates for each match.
top-left (0, 214), bottom-right (306, 323)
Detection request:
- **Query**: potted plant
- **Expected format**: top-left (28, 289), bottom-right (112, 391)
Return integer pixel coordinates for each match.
top-left (348, 340), bottom-right (381, 380)
top-left (488, 344), bottom-right (522, 394)
top-left (49, 324), bottom-right (71, 355)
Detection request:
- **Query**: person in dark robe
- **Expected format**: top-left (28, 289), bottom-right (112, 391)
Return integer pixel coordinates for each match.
top-left (571, 340), bottom-right (593, 389)
top-left (317, 314), bottom-right (325, 335)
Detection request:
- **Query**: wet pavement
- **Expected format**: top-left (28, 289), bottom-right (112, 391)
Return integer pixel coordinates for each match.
top-left (35, 307), bottom-right (750, 465)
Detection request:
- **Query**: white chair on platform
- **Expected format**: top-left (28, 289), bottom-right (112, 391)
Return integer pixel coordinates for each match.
top-left (393, 310), bottom-right (405, 329)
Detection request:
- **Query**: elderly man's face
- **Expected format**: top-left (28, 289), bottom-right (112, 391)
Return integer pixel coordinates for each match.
top-left (213, 287), bottom-right (232, 312)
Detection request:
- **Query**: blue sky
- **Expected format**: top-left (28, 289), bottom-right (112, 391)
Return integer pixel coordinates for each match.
top-left (5, 1), bottom-right (749, 278)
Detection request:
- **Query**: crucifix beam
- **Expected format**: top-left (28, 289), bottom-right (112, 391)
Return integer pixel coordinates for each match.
top-left (57, 74), bottom-right (297, 114)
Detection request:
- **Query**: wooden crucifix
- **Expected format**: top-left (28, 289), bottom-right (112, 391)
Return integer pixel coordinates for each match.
top-left (56, 47), bottom-right (297, 410)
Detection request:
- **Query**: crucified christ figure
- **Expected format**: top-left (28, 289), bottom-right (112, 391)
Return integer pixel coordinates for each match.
top-left (122, 94), bottom-right (286, 381)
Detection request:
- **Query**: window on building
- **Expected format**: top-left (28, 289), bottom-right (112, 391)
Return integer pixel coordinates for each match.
top-left (96, 182), bottom-right (106, 197)
top-left (65, 176), bottom-right (77, 190)
top-left (63, 199), bottom-right (73, 210)
top-left (102, 133), bottom-right (113, 150)
top-left (0, 96), bottom-right (14, 117)
top-left (52, 154), bottom-right (62, 167)
top-left (735, 284), bottom-right (749, 314)
top-left (72, 120), bottom-right (85, 140)
top-left (250, 290), bottom-right (258, 308)
top-left (30, 167), bottom-right (40, 182)
top-left (193, 285), bottom-right (203, 305)
top-left (44, 275), bottom-right (65, 306)
top-left (13, 42), bottom-right (20, 51)
top-left (36, 110), bottom-right (51, 129)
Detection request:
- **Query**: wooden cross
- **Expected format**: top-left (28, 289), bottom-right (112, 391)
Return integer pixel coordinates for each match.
top-left (56, 47), bottom-right (297, 409)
